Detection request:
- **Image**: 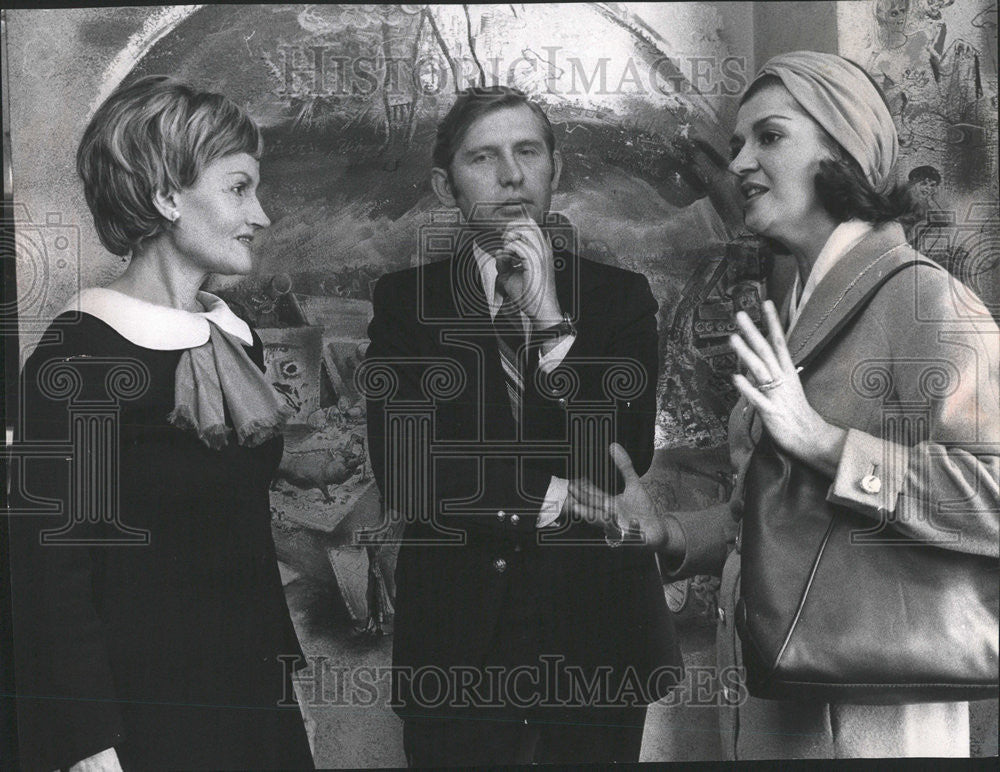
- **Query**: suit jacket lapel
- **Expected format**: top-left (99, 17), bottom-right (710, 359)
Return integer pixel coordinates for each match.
top-left (553, 246), bottom-right (610, 359)
top-left (444, 238), bottom-right (492, 322)
top-left (784, 223), bottom-right (916, 367)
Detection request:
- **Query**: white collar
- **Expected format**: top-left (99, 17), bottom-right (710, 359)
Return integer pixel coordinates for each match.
top-left (60, 288), bottom-right (253, 350)
top-left (787, 220), bottom-right (874, 332)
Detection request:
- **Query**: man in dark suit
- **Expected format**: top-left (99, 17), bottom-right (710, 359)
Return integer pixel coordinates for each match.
top-left (364, 86), bottom-right (682, 766)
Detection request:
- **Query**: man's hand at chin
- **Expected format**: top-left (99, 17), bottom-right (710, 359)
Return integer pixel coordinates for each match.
top-left (496, 217), bottom-right (562, 326)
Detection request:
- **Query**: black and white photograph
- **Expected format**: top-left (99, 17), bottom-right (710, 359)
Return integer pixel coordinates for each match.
top-left (1, 2), bottom-right (997, 768)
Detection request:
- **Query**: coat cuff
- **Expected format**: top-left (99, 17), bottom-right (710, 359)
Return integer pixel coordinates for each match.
top-left (658, 502), bottom-right (735, 581)
top-left (826, 427), bottom-right (909, 517)
top-left (537, 333), bottom-right (576, 373)
top-left (537, 476), bottom-right (568, 528)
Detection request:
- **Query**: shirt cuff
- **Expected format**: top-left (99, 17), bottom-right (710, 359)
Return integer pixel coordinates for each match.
top-left (537, 334), bottom-right (576, 374)
top-left (537, 475), bottom-right (569, 528)
top-left (826, 427), bottom-right (908, 517)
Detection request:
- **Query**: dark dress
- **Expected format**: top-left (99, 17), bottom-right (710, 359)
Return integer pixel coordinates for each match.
top-left (10, 311), bottom-right (313, 770)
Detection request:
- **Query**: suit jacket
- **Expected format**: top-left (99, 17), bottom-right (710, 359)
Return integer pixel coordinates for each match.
top-left (665, 222), bottom-right (1000, 758)
top-left (365, 234), bottom-right (682, 717)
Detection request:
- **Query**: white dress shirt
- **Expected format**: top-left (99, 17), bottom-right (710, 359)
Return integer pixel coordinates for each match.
top-left (473, 243), bottom-right (576, 527)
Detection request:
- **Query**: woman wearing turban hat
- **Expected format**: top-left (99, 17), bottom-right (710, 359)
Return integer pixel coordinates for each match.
top-left (568, 51), bottom-right (999, 758)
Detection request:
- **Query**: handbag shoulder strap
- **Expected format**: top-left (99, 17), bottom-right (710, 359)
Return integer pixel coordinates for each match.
top-left (796, 258), bottom-right (940, 371)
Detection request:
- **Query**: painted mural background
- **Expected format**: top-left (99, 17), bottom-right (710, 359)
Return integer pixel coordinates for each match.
top-left (111, 3), bottom-right (759, 455)
top-left (839, 0), bottom-right (999, 316)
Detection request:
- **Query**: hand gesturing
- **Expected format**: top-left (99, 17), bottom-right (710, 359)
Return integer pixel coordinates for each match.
top-left (729, 300), bottom-right (846, 475)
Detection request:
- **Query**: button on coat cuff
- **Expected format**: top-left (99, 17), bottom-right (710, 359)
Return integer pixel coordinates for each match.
top-left (826, 427), bottom-right (908, 517)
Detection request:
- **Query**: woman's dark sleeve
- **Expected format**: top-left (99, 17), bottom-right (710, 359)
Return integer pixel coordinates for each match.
top-left (9, 325), bottom-right (125, 770)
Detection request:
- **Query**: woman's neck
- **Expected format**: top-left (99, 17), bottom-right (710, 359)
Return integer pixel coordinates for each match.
top-left (782, 215), bottom-right (840, 287)
top-left (108, 238), bottom-right (207, 311)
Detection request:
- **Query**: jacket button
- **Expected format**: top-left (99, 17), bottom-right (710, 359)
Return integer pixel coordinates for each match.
top-left (509, 514), bottom-right (520, 525)
top-left (493, 558), bottom-right (507, 573)
top-left (557, 397), bottom-right (567, 408)
top-left (717, 607), bottom-right (726, 624)
top-left (497, 510), bottom-right (506, 521)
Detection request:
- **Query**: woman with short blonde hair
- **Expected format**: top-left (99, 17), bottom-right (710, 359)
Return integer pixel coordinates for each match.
top-left (11, 75), bottom-right (313, 770)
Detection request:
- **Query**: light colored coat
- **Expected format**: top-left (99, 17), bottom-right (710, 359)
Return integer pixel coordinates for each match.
top-left (665, 223), bottom-right (1000, 758)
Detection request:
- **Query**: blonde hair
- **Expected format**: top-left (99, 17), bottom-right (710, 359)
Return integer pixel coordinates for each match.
top-left (76, 75), bottom-right (263, 256)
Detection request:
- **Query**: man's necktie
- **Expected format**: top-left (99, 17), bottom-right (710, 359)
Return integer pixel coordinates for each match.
top-left (492, 284), bottom-right (527, 421)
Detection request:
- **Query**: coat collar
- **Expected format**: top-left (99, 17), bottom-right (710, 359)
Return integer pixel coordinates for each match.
top-left (787, 219), bottom-right (874, 333)
top-left (785, 222), bottom-right (923, 366)
top-left (60, 287), bottom-right (253, 351)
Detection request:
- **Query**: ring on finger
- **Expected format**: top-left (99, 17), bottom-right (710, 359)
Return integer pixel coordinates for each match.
top-left (758, 377), bottom-right (784, 392)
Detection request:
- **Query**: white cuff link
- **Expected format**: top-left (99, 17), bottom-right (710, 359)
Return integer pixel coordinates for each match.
top-left (860, 462), bottom-right (882, 495)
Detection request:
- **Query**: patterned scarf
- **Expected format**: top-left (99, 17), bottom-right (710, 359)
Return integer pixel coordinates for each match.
top-left (169, 322), bottom-right (292, 449)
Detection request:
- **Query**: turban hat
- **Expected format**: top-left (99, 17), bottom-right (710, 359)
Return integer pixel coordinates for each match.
top-left (751, 51), bottom-right (899, 189)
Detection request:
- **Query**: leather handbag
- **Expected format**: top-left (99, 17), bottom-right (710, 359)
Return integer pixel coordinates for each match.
top-left (736, 260), bottom-right (1000, 704)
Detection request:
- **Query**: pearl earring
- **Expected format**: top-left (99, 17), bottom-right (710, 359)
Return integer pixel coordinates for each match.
top-left (171, 210), bottom-right (180, 222)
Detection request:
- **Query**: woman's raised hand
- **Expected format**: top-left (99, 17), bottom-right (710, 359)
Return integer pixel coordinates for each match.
top-left (566, 443), bottom-right (670, 550)
top-left (730, 300), bottom-right (846, 476)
